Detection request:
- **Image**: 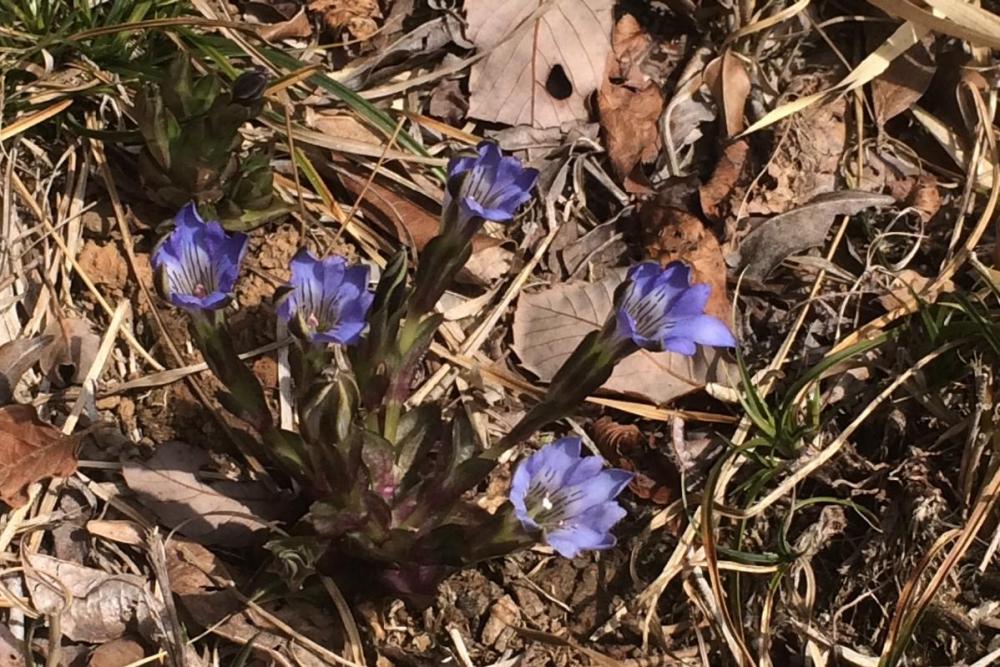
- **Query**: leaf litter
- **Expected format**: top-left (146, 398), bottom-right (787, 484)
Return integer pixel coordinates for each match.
top-left (4, 0), bottom-right (1000, 665)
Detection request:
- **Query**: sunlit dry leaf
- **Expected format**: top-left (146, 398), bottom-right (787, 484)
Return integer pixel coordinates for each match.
top-left (512, 270), bottom-right (733, 405)
top-left (878, 269), bottom-right (955, 311)
top-left (641, 203), bottom-right (732, 323)
top-left (599, 14), bottom-right (663, 185)
top-left (0, 404), bottom-right (78, 507)
top-left (871, 36), bottom-right (935, 125)
top-left (704, 49), bottom-right (751, 137)
top-left (466, 0), bottom-right (613, 128)
top-left (122, 441), bottom-right (285, 547)
top-left (25, 554), bottom-right (161, 643)
top-left (88, 637), bottom-right (145, 667)
top-left (257, 7), bottom-right (313, 42)
top-left (40, 316), bottom-right (100, 386)
top-left (736, 191), bottom-right (895, 281)
top-left (0, 335), bottom-right (54, 405)
top-left (309, 0), bottom-right (381, 41)
top-left (699, 139), bottom-right (749, 222)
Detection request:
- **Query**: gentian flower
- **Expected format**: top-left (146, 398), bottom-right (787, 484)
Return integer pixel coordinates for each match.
top-left (444, 141), bottom-right (538, 233)
top-left (510, 437), bottom-right (632, 558)
top-left (152, 203), bottom-right (247, 311)
top-left (276, 249), bottom-right (374, 345)
top-left (613, 261), bottom-right (737, 356)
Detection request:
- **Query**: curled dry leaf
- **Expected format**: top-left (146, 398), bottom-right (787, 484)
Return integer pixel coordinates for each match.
top-left (257, 7), bottom-right (313, 42)
top-left (0, 404), bottom-right (78, 507)
top-left (704, 49), bottom-right (751, 138)
top-left (512, 269), bottom-right (734, 405)
top-left (641, 200), bottom-right (732, 323)
top-left (122, 441), bottom-right (286, 547)
top-left (0, 334), bottom-right (54, 405)
top-left (40, 316), bottom-right (101, 386)
top-left (735, 191), bottom-right (896, 281)
top-left (599, 14), bottom-right (664, 187)
top-left (24, 554), bottom-right (161, 643)
top-left (699, 139), bottom-right (750, 222)
top-left (871, 34), bottom-right (935, 125)
top-left (466, 0), bottom-right (613, 128)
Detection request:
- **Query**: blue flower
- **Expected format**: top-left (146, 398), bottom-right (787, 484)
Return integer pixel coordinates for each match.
top-left (445, 142), bottom-right (538, 232)
top-left (614, 261), bottom-right (737, 356)
top-left (152, 203), bottom-right (247, 311)
top-left (510, 437), bottom-right (632, 559)
top-left (276, 249), bottom-right (374, 345)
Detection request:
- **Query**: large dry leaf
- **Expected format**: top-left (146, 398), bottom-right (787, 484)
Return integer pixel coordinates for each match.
top-left (599, 14), bottom-right (663, 186)
top-left (466, 0), bottom-right (613, 128)
top-left (24, 554), bottom-right (161, 643)
top-left (736, 191), bottom-right (896, 281)
top-left (512, 270), bottom-right (733, 405)
top-left (122, 441), bottom-right (285, 547)
top-left (0, 404), bottom-right (78, 507)
top-left (704, 49), bottom-right (751, 138)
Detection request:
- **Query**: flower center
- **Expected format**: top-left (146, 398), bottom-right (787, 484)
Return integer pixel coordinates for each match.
top-left (193, 283), bottom-right (207, 298)
top-left (306, 312), bottom-right (321, 329)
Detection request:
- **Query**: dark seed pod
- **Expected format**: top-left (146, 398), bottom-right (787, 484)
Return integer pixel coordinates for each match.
top-left (231, 69), bottom-right (268, 104)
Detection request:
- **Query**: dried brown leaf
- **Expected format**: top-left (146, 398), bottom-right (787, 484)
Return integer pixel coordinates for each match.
top-left (88, 637), bottom-right (145, 667)
top-left (512, 270), bottom-right (733, 405)
top-left (641, 203), bottom-right (732, 323)
top-left (257, 7), bottom-right (313, 42)
top-left (0, 404), bottom-right (78, 507)
top-left (699, 139), bottom-right (750, 222)
top-left (878, 269), bottom-right (955, 311)
top-left (599, 15), bottom-right (664, 185)
top-left (25, 554), bottom-right (161, 643)
top-left (40, 317), bottom-right (100, 386)
top-left (871, 36), bottom-right (935, 125)
top-left (0, 335), bottom-right (54, 405)
top-left (122, 441), bottom-right (285, 547)
top-left (704, 49), bottom-right (751, 137)
top-left (466, 0), bottom-right (614, 128)
top-left (737, 191), bottom-right (895, 281)
top-left (309, 0), bottom-right (381, 41)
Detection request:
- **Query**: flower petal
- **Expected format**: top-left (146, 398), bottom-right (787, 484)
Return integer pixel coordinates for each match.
top-left (679, 315), bottom-right (736, 348)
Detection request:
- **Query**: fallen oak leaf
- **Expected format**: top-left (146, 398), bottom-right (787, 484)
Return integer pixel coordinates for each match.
top-left (0, 404), bottom-right (78, 507)
top-left (466, 0), bottom-right (614, 128)
top-left (512, 269), bottom-right (734, 405)
top-left (122, 441), bottom-right (287, 547)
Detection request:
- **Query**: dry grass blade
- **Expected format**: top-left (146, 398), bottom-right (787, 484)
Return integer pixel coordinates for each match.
top-left (741, 20), bottom-right (928, 136)
top-left (0, 100), bottom-right (74, 142)
top-left (867, 0), bottom-right (1000, 50)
